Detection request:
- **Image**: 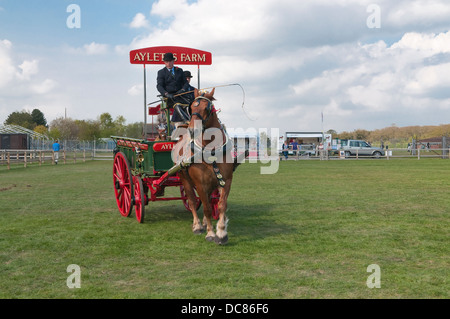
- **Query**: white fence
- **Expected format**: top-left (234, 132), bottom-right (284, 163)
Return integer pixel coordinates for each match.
top-left (0, 148), bottom-right (114, 169)
top-left (281, 148), bottom-right (450, 160)
top-left (2, 147), bottom-right (449, 170)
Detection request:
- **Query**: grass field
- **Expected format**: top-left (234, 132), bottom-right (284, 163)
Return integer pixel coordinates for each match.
top-left (0, 159), bottom-right (448, 299)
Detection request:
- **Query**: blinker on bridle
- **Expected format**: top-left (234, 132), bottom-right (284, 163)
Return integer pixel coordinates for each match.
top-left (191, 95), bottom-right (215, 126)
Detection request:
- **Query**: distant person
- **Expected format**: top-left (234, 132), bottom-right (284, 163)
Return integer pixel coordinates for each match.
top-left (173, 70), bottom-right (196, 126)
top-left (282, 140), bottom-right (289, 160)
top-left (52, 140), bottom-right (60, 164)
top-left (290, 140), bottom-right (298, 156)
top-left (155, 124), bottom-right (167, 141)
top-left (182, 70), bottom-right (196, 105)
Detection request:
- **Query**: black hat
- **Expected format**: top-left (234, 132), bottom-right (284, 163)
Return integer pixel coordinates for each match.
top-left (184, 71), bottom-right (193, 78)
top-left (163, 52), bottom-right (174, 61)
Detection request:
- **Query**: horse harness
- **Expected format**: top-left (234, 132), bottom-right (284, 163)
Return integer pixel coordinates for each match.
top-left (185, 95), bottom-right (230, 188)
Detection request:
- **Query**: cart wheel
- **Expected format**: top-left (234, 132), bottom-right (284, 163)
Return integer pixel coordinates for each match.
top-left (113, 151), bottom-right (133, 217)
top-left (210, 189), bottom-right (220, 220)
top-left (133, 176), bottom-right (145, 223)
top-left (180, 185), bottom-right (201, 212)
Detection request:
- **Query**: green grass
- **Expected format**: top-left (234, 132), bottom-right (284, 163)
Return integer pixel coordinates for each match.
top-left (0, 159), bottom-right (448, 298)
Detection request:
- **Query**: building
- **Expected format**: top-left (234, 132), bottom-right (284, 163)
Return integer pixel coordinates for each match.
top-left (0, 133), bottom-right (28, 150)
top-left (0, 125), bottom-right (48, 150)
top-left (415, 137), bottom-right (443, 149)
top-left (284, 132), bottom-right (332, 149)
top-left (412, 136), bottom-right (450, 158)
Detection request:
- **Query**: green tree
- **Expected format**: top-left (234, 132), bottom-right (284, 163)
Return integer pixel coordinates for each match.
top-left (4, 111), bottom-right (34, 129)
top-left (31, 109), bottom-right (47, 127)
top-left (354, 129), bottom-right (370, 140)
top-left (49, 117), bottom-right (79, 140)
top-left (327, 129), bottom-right (337, 135)
top-left (114, 115), bottom-right (126, 136)
top-left (99, 113), bottom-right (115, 138)
top-left (34, 125), bottom-right (48, 136)
top-left (124, 122), bottom-right (144, 138)
top-left (76, 119), bottom-right (101, 141)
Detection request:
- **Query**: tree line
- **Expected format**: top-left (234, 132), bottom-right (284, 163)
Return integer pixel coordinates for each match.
top-left (4, 109), bottom-right (450, 146)
top-left (329, 123), bottom-right (450, 147)
top-left (3, 109), bottom-right (144, 141)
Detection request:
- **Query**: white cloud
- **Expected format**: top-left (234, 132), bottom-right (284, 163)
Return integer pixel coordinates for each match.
top-left (285, 29), bottom-right (450, 130)
top-left (405, 63), bottom-right (450, 95)
top-left (391, 31), bottom-right (450, 55)
top-left (129, 13), bottom-right (149, 29)
top-left (0, 39), bottom-right (15, 88)
top-left (0, 39), bottom-right (61, 125)
top-left (65, 42), bottom-right (110, 55)
top-left (127, 84), bottom-right (143, 96)
top-left (17, 59), bottom-right (39, 80)
top-left (387, 0), bottom-right (450, 28)
top-left (32, 79), bottom-right (57, 94)
top-left (83, 42), bottom-right (109, 55)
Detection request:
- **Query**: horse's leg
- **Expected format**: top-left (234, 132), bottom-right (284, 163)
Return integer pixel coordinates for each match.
top-left (215, 181), bottom-right (231, 245)
top-left (180, 175), bottom-right (203, 234)
top-left (199, 189), bottom-right (215, 242)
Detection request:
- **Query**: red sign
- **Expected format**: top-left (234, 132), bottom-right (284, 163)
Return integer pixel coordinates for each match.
top-left (149, 104), bottom-right (174, 116)
top-left (153, 142), bottom-right (175, 152)
top-left (130, 46), bottom-right (212, 65)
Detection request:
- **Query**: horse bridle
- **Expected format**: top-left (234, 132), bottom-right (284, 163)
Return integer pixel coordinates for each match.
top-left (191, 95), bottom-right (215, 126)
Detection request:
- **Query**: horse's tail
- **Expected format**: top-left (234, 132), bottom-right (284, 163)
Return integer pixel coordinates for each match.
top-left (233, 150), bottom-right (249, 172)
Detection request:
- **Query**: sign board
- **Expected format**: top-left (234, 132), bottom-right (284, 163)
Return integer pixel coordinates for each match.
top-left (286, 133), bottom-right (323, 138)
top-left (149, 105), bottom-right (173, 116)
top-left (130, 46), bottom-right (212, 65)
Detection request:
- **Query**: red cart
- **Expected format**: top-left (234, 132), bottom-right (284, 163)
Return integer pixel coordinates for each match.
top-left (112, 46), bottom-right (219, 223)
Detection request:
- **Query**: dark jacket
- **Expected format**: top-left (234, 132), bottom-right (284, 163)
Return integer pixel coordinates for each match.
top-left (182, 83), bottom-right (196, 105)
top-left (156, 66), bottom-right (187, 96)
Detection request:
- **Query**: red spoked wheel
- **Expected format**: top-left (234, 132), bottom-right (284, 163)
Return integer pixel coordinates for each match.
top-left (180, 185), bottom-right (202, 212)
top-left (113, 152), bottom-right (133, 217)
top-left (133, 176), bottom-right (146, 223)
top-left (210, 188), bottom-right (220, 220)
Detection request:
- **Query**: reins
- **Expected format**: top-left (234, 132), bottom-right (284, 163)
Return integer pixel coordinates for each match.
top-left (148, 83), bottom-right (255, 121)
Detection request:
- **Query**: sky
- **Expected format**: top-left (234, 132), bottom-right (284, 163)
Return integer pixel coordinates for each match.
top-left (1, 0), bottom-right (450, 135)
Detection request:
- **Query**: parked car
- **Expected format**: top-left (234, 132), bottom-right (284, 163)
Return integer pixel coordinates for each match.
top-left (340, 139), bottom-right (385, 158)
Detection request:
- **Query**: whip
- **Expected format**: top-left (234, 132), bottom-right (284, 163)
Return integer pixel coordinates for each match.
top-left (148, 83), bottom-right (257, 121)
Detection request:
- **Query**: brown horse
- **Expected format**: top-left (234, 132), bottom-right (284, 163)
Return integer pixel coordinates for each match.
top-left (176, 88), bottom-right (238, 245)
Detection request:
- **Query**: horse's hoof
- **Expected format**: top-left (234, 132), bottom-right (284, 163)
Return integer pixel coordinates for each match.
top-left (193, 229), bottom-right (204, 235)
top-left (215, 235), bottom-right (228, 245)
top-left (206, 235), bottom-right (215, 242)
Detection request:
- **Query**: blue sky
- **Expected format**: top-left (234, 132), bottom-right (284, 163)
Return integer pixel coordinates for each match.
top-left (1, 0), bottom-right (450, 135)
top-left (0, 1), bottom-right (147, 45)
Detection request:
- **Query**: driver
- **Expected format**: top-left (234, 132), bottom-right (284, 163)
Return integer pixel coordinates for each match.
top-left (156, 52), bottom-right (190, 124)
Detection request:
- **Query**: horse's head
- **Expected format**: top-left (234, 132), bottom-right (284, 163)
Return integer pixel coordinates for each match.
top-left (190, 88), bottom-right (216, 129)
